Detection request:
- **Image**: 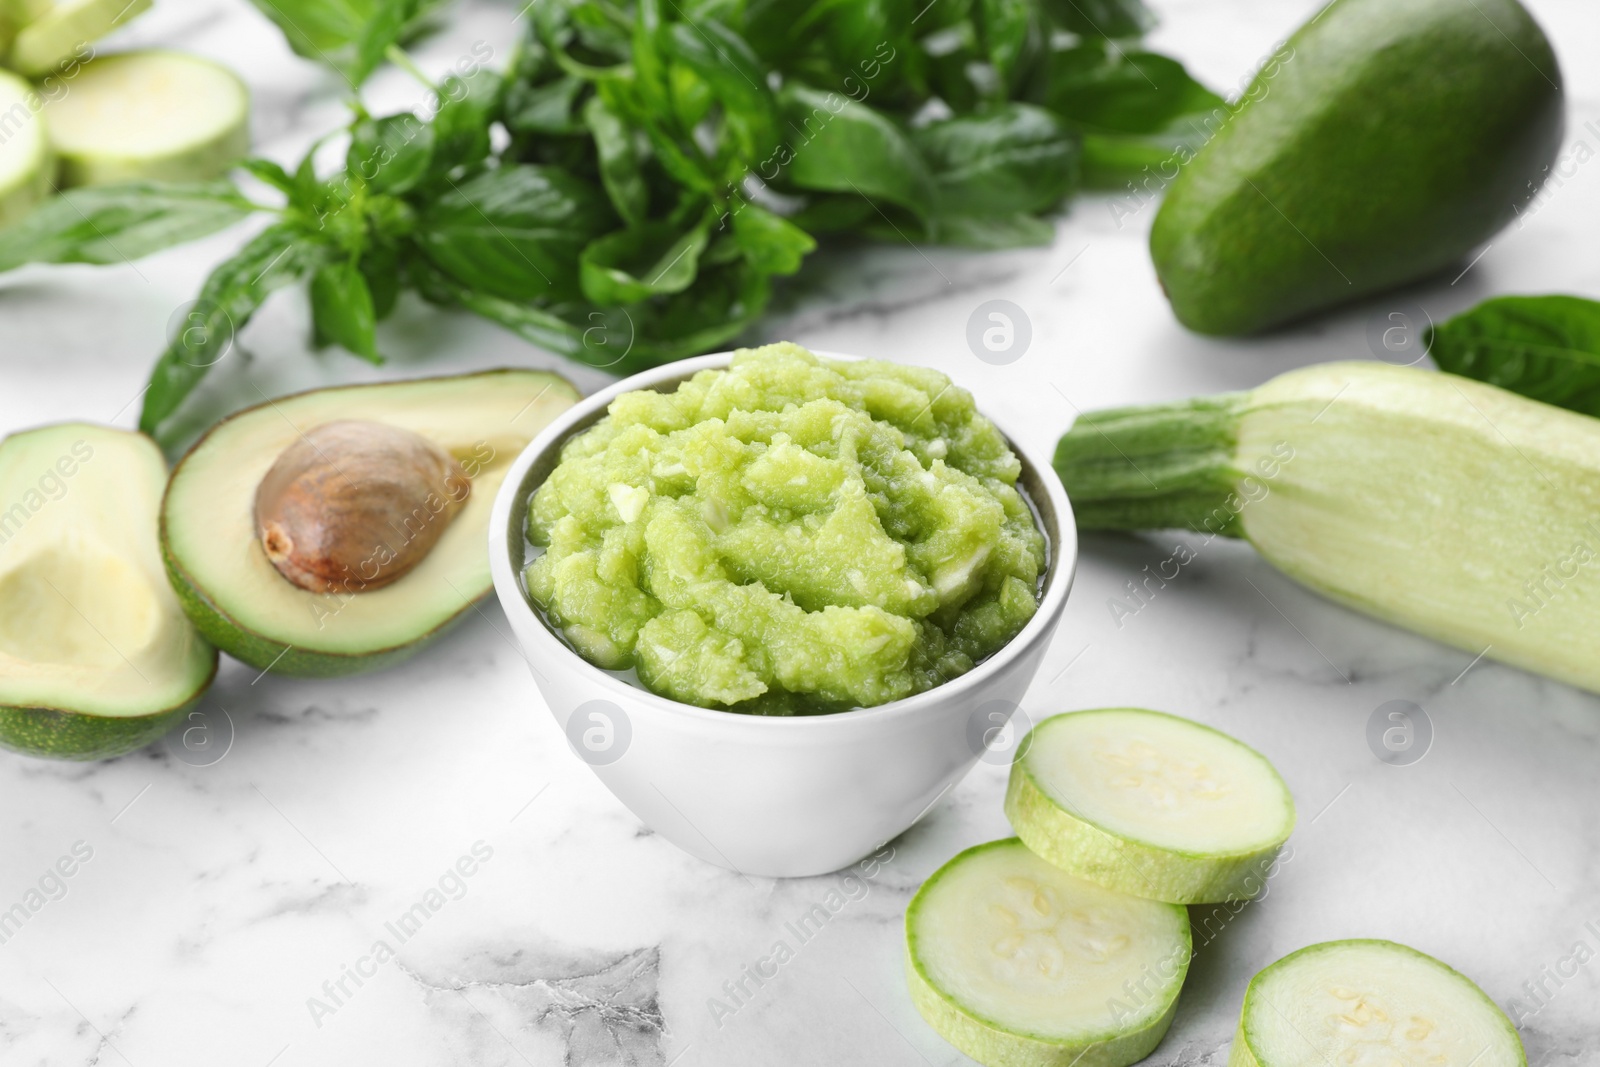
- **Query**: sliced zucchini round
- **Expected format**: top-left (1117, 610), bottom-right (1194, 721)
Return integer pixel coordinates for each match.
top-left (1006, 708), bottom-right (1294, 904)
top-left (41, 50), bottom-right (249, 187)
top-left (0, 69), bottom-right (53, 227)
top-left (0, 424), bottom-right (216, 760)
top-left (9, 0), bottom-right (152, 77)
top-left (1231, 940), bottom-right (1525, 1067)
top-left (906, 838), bottom-right (1190, 1067)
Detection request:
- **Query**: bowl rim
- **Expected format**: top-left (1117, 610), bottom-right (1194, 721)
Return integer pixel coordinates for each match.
top-left (488, 349), bottom-right (1077, 730)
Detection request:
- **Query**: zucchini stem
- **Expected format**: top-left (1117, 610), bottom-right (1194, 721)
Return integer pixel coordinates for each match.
top-left (1053, 393), bottom-right (1249, 535)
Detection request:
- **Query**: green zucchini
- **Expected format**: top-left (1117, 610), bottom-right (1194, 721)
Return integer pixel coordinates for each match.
top-left (0, 69), bottom-right (52, 227)
top-left (906, 838), bottom-right (1190, 1067)
top-left (1055, 362), bottom-right (1600, 694)
top-left (9, 0), bottom-right (151, 77)
top-left (1230, 940), bottom-right (1524, 1067)
top-left (1006, 709), bottom-right (1294, 903)
top-left (41, 51), bottom-right (249, 187)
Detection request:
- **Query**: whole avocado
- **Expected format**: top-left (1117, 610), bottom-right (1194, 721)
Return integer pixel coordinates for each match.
top-left (1150, 0), bottom-right (1564, 336)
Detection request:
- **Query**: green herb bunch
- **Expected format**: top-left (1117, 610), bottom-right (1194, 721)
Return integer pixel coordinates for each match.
top-left (0, 0), bottom-right (1222, 445)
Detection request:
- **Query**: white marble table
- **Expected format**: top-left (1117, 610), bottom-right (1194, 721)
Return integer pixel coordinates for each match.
top-left (3, 0), bottom-right (1599, 1063)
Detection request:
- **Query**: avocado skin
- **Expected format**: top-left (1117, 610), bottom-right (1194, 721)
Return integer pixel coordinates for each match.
top-left (0, 664), bottom-right (215, 761)
top-left (161, 538), bottom-right (462, 678)
top-left (1150, 0), bottom-right (1564, 336)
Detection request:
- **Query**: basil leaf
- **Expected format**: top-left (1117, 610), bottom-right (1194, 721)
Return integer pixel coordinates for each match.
top-left (1080, 111), bottom-right (1217, 187)
top-left (729, 203), bottom-right (815, 275)
top-left (1045, 42), bottom-right (1222, 134)
top-left (580, 216), bottom-right (712, 305)
top-left (0, 181), bottom-right (257, 272)
top-left (360, 241), bottom-right (402, 319)
top-left (1041, 0), bottom-right (1153, 38)
top-left (934, 212), bottom-right (1056, 249)
top-left (353, 0), bottom-right (411, 85)
top-left (816, 0), bottom-right (916, 98)
top-left (140, 223), bottom-right (325, 440)
top-left (240, 159), bottom-right (296, 196)
top-left (348, 112), bottom-right (433, 195)
top-left (419, 261), bottom-right (769, 374)
top-left (975, 0), bottom-right (1047, 96)
top-left (427, 69), bottom-right (500, 181)
top-left (311, 258), bottom-right (382, 362)
top-left (504, 75), bottom-right (587, 136)
top-left (413, 164), bottom-right (614, 302)
top-left (247, 0), bottom-right (371, 58)
top-left (246, 0), bottom-right (444, 82)
top-left (597, 78), bottom-right (719, 196)
top-left (665, 19), bottom-right (778, 162)
top-left (1428, 295), bottom-right (1600, 417)
top-left (583, 94), bottom-right (649, 226)
top-left (777, 82), bottom-right (936, 219)
top-left (914, 103), bottom-right (1079, 217)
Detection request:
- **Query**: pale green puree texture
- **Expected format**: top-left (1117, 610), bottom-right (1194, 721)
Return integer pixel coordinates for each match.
top-left (524, 344), bottom-right (1045, 714)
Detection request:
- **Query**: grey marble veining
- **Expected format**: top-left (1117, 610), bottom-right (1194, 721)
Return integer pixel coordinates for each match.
top-left (3, 0), bottom-right (1600, 1064)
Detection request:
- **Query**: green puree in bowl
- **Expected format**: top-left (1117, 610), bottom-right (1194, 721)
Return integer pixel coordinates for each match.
top-left (523, 343), bottom-right (1046, 714)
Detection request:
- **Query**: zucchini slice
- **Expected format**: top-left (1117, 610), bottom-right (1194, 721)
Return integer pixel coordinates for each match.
top-left (9, 0), bottom-right (152, 77)
top-left (41, 50), bottom-right (249, 187)
top-left (1231, 940), bottom-right (1524, 1067)
top-left (0, 69), bottom-right (53, 227)
top-left (907, 838), bottom-right (1190, 1067)
top-left (1006, 708), bottom-right (1295, 903)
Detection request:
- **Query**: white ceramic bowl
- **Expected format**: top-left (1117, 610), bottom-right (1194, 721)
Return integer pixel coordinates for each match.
top-left (489, 352), bottom-right (1076, 878)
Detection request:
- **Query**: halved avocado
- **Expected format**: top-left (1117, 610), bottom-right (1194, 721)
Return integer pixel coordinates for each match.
top-left (161, 370), bottom-right (579, 677)
top-left (0, 423), bottom-right (217, 759)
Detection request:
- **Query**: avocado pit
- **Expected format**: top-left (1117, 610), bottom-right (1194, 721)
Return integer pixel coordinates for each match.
top-left (254, 420), bottom-right (469, 594)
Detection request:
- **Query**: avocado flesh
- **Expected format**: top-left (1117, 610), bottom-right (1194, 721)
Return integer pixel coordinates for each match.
top-left (161, 370), bottom-right (579, 677)
top-left (0, 423), bottom-right (217, 759)
top-left (1150, 0), bottom-right (1564, 336)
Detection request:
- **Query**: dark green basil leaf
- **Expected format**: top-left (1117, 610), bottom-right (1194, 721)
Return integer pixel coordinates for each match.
top-left (0, 181), bottom-right (257, 272)
top-left (934, 211), bottom-right (1055, 248)
top-left (240, 159), bottom-right (296, 196)
top-left (428, 69), bottom-right (500, 181)
top-left (140, 223), bottom-right (325, 441)
top-left (580, 216), bottom-right (711, 305)
top-left (583, 94), bottom-right (649, 225)
top-left (787, 193), bottom-right (884, 235)
top-left (348, 112), bottom-right (433, 195)
top-left (1079, 111), bottom-right (1217, 187)
top-left (414, 164), bottom-right (614, 302)
top-left (920, 20), bottom-right (983, 114)
top-left (728, 202), bottom-right (815, 275)
top-left (975, 0), bottom-right (1046, 96)
top-left (596, 78), bottom-right (719, 195)
top-left (246, 0), bottom-right (445, 82)
top-left (777, 82), bottom-right (936, 219)
top-left (1428, 295), bottom-right (1600, 417)
top-left (665, 19), bottom-right (779, 162)
top-left (1045, 42), bottom-right (1221, 134)
top-left (247, 0), bottom-right (370, 59)
top-left (360, 241), bottom-right (402, 319)
top-left (353, 0), bottom-right (411, 84)
top-left (1040, 0), bottom-right (1153, 38)
top-left (817, 0), bottom-right (915, 97)
top-left (421, 261), bottom-right (770, 373)
top-left (914, 103), bottom-right (1078, 216)
top-left (503, 74), bottom-right (587, 135)
top-left (311, 258), bottom-right (381, 362)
